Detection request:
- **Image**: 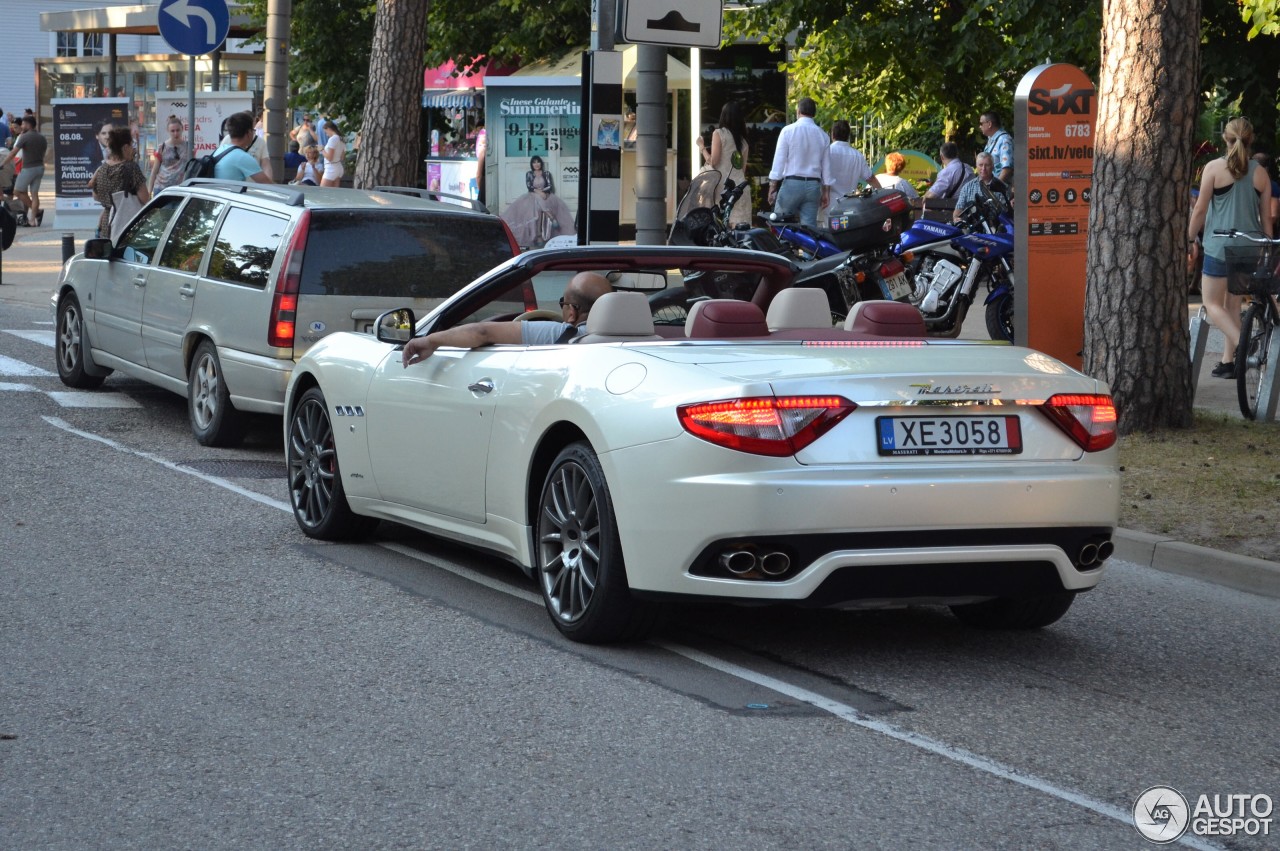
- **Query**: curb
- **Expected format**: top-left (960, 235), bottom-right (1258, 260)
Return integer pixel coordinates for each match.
top-left (1113, 528), bottom-right (1280, 599)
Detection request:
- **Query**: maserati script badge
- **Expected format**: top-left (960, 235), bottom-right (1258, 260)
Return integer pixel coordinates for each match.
top-left (910, 382), bottom-right (1000, 396)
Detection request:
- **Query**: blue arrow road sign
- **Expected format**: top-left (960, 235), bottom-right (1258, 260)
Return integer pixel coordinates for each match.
top-left (158, 0), bottom-right (230, 56)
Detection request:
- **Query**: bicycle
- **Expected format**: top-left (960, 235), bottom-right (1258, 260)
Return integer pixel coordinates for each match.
top-left (1217, 229), bottom-right (1280, 419)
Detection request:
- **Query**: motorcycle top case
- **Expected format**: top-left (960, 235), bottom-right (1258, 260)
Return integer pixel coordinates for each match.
top-left (824, 188), bottom-right (913, 252)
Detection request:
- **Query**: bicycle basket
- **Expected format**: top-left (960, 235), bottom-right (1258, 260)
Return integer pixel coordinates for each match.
top-left (1224, 244), bottom-right (1280, 296)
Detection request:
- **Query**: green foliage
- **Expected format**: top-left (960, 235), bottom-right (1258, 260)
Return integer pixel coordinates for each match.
top-left (422, 0), bottom-right (591, 69)
top-left (725, 0), bottom-right (1101, 154)
top-left (240, 0), bottom-right (377, 130)
top-left (1240, 0), bottom-right (1280, 36)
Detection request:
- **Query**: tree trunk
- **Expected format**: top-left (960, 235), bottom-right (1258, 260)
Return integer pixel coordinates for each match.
top-left (353, 0), bottom-right (430, 189)
top-left (1084, 0), bottom-right (1201, 433)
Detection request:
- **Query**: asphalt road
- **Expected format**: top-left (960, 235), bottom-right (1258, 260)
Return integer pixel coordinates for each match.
top-left (2, 299), bottom-right (1276, 850)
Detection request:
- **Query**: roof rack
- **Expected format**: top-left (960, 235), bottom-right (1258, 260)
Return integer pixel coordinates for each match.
top-left (180, 179), bottom-right (306, 207)
top-left (372, 185), bottom-right (490, 215)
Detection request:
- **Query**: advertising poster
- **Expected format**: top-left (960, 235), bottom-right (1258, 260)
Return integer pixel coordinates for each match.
top-left (1014, 63), bottom-right (1097, 368)
top-left (154, 91), bottom-right (253, 160)
top-left (51, 98), bottom-right (129, 209)
top-left (485, 80), bottom-right (582, 249)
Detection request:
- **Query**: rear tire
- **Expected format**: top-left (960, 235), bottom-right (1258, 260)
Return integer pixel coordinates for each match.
top-left (55, 293), bottom-right (108, 389)
top-left (188, 340), bottom-right (246, 447)
top-left (950, 591), bottom-right (1076, 629)
top-left (1236, 302), bottom-right (1272, 420)
top-left (985, 291), bottom-right (1015, 343)
top-left (535, 442), bottom-right (659, 643)
top-left (286, 386), bottom-right (379, 540)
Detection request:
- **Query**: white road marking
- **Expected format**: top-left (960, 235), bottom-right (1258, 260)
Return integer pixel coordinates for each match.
top-left (0, 381), bottom-right (38, 392)
top-left (43, 416), bottom-right (293, 513)
top-left (4, 330), bottom-right (56, 347)
top-left (36, 414), bottom-right (1225, 849)
top-left (0, 353), bottom-right (54, 377)
top-left (47, 391), bottom-right (141, 408)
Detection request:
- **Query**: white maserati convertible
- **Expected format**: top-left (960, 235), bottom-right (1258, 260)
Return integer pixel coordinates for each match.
top-left (284, 246), bottom-right (1119, 643)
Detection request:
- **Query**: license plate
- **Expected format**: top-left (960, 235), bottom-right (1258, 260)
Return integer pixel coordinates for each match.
top-left (881, 271), bottom-right (913, 301)
top-left (876, 415), bottom-right (1022, 456)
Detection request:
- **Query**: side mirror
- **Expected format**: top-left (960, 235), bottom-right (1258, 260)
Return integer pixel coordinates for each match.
top-left (375, 308), bottom-right (416, 344)
top-left (83, 238), bottom-right (114, 260)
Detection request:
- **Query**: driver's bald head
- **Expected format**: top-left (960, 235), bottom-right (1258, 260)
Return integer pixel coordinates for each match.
top-left (567, 272), bottom-right (613, 313)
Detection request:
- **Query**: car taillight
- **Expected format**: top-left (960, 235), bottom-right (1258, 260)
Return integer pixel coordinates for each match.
top-left (677, 396), bottom-right (857, 457)
top-left (269, 210), bottom-right (310, 348)
top-left (1040, 393), bottom-right (1117, 452)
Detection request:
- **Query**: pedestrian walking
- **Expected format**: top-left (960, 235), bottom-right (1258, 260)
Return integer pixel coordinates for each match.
top-left (0, 115), bottom-right (47, 227)
top-left (766, 97), bottom-right (831, 229)
top-left (148, 116), bottom-right (190, 193)
top-left (823, 119), bottom-right (874, 221)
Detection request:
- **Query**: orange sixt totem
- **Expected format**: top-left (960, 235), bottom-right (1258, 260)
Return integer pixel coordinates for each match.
top-left (1013, 63), bottom-right (1097, 369)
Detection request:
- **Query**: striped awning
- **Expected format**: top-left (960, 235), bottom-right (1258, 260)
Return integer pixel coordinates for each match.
top-left (422, 91), bottom-right (478, 109)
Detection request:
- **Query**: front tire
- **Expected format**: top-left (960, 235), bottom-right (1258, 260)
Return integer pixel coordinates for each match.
top-left (1236, 302), bottom-right (1272, 420)
top-left (536, 442), bottom-right (659, 643)
top-left (985, 291), bottom-right (1015, 343)
top-left (950, 591), bottom-right (1076, 629)
top-left (55, 293), bottom-right (108, 388)
top-left (286, 386), bottom-right (378, 540)
top-left (188, 341), bottom-right (247, 446)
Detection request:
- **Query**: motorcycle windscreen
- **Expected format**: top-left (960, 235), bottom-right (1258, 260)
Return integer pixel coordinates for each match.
top-left (676, 170), bottom-right (723, 220)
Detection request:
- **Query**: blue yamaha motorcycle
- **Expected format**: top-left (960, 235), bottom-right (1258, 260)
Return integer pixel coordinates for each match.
top-left (895, 187), bottom-right (1016, 341)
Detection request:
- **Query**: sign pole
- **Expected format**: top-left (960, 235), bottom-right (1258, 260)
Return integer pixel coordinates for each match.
top-left (188, 55), bottom-right (197, 157)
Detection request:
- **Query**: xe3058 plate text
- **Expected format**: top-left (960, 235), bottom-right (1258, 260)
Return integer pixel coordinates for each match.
top-left (876, 415), bottom-right (1023, 456)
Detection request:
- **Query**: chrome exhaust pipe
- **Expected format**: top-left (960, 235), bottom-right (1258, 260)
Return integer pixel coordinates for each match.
top-left (720, 549), bottom-right (757, 576)
top-left (1078, 543), bottom-right (1099, 567)
top-left (1096, 540), bottom-right (1114, 562)
top-left (759, 551), bottom-right (791, 577)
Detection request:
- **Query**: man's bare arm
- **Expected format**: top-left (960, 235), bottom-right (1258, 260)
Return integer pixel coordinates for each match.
top-left (401, 322), bottom-right (523, 366)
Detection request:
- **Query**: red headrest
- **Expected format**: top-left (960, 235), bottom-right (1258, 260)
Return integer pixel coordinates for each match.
top-left (687, 299), bottom-right (770, 338)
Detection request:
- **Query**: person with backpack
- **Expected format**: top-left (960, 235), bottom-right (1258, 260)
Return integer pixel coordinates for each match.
top-left (211, 111), bottom-right (272, 185)
top-left (148, 116), bottom-right (190, 193)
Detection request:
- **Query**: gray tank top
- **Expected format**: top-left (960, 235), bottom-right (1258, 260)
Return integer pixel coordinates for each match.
top-left (1203, 160), bottom-right (1262, 262)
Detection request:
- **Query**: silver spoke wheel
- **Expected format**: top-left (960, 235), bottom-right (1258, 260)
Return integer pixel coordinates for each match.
top-left (57, 301), bottom-right (82, 374)
top-left (538, 461), bottom-right (601, 624)
top-left (534, 442), bottom-right (658, 643)
top-left (190, 350), bottom-right (221, 431)
top-left (288, 395), bottom-right (337, 530)
top-left (54, 294), bottom-right (107, 389)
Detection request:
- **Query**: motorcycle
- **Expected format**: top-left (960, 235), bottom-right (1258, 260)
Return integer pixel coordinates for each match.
top-left (895, 185), bottom-right (1016, 341)
top-left (666, 171), bottom-right (911, 323)
top-left (756, 211), bottom-right (844, 261)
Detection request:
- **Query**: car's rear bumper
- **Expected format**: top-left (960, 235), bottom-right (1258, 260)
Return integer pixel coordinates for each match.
top-left (603, 438), bottom-right (1118, 603)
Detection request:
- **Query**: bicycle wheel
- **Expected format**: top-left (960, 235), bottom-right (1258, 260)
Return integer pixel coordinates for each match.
top-left (1235, 302), bottom-right (1273, 420)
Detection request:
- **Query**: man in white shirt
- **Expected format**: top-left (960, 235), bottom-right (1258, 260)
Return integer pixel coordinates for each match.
top-left (767, 97), bottom-right (832, 229)
top-left (823, 119), bottom-right (875, 220)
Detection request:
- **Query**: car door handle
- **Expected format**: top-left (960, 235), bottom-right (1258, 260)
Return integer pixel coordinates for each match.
top-left (467, 379), bottom-right (495, 394)
top-left (179, 285), bottom-right (196, 298)
top-left (132, 275), bottom-right (147, 288)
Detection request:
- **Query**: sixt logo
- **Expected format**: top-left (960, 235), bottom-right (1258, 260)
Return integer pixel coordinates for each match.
top-left (1028, 83), bottom-right (1096, 116)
